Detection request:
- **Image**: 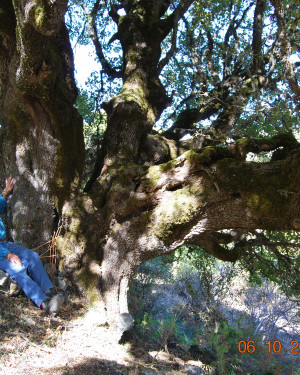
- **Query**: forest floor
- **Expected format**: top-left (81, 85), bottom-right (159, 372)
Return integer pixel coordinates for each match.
top-left (0, 292), bottom-right (208, 375)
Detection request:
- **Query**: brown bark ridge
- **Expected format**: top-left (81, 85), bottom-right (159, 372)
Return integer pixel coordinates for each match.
top-left (0, 0), bottom-right (85, 246)
top-left (0, 0), bottom-right (299, 329)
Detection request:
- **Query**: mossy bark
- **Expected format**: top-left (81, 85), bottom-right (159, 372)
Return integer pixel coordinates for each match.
top-left (0, 1), bottom-right (84, 247)
top-left (102, 1), bottom-right (169, 164)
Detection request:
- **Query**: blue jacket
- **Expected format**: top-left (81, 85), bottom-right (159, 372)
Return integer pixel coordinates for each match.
top-left (0, 195), bottom-right (9, 259)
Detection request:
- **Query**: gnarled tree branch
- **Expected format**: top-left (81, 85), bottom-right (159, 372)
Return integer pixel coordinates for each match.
top-left (83, 0), bottom-right (122, 79)
top-left (270, 0), bottom-right (300, 109)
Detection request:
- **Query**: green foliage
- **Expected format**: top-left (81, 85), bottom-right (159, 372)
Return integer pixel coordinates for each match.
top-left (208, 321), bottom-right (244, 375)
top-left (173, 246), bottom-right (238, 306)
top-left (240, 231), bottom-right (300, 297)
top-left (137, 309), bottom-right (204, 349)
top-left (139, 310), bottom-right (196, 346)
top-left (131, 247), bottom-right (299, 374)
top-left (66, 0), bottom-right (122, 94)
top-left (170, 233), bottom-right (300, 299)
top-left (234, 93), bottom-right (299, 139)
top-left (135, 256), bottom-right (174, 284)
top-left (158, 0), bottom-right (299, 138)
top-left (129, 257), bottom-right (174, 320)
top-left (76, 89), bottom-right (97, 124)
top-left (66, 1), bottom-right (90, 45)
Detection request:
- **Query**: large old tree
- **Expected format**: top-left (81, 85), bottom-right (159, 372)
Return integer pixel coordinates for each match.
top-left (0, 0), bottom-right (299, 326)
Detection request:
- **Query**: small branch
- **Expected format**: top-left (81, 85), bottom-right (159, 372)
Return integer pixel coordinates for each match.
top-left (202, 168), bottom-right (220, 192)
top-left (270, 0), bottom-right (300, 109)
top-left (160, 0), bottom-right (195, 40)
top-left (252, 0), bottom-right (267, 73)
top-left (188, 232), bottom-right (245, 262)
top-left (83, 0), bottom-right (122, 79)
top-left (108, 3), bottom-right (121, 24)
top-left (5, 332), bottom-right (54, 354)
top-left (158, 7), bottom-right (179, 73)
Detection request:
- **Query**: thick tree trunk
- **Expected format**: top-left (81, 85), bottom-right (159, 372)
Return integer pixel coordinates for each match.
top-left (101, 0), bottom-right (170, 164)
top-left (0, 1), bottom-right (85, 246)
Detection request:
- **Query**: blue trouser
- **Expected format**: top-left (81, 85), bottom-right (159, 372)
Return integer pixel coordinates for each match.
top-left (0, 242), bottom-right (53, 307)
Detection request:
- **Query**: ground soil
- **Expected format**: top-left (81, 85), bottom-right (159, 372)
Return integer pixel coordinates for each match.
top-left (0, 292), bottom-right (207, 375)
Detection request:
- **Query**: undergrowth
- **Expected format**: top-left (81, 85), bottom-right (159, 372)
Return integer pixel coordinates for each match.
top-left (129, 248), bottom-right (300, 375)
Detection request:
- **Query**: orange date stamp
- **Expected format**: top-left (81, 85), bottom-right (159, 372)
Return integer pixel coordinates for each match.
top-left (238, 340), bottom-right (299, 354)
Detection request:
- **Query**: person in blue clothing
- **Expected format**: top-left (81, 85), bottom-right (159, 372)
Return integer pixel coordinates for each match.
top-left (0, 177), bottom-right (64, 316)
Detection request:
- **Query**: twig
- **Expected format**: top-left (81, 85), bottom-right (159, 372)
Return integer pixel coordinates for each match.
top-left (5, 332), bottom-right (54, 354)
top-left (32, 240), bottom-right (53, 252)
top-left (162, 304), bottom-right (187, 353)
top-left (203, 168), bottom-right (220, 192)
top-left (32, 224), bottom-right (63, 287)
top-left (49, 225), bottom-right (62, 278)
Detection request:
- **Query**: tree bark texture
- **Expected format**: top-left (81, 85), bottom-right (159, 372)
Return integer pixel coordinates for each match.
top-left (0, 0), bottom-right (85, 246)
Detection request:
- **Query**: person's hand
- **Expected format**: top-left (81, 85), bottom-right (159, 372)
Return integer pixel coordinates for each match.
top-left (3, 177), bottom-right (15, 199)
top-left (5, 252), bottom-right (22, 267)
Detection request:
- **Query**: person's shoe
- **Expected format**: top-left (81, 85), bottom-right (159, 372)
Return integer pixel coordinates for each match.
top-left (44, 287), bottom-right (57, 298)
top-left (42, 294), bottom-right (65, 317)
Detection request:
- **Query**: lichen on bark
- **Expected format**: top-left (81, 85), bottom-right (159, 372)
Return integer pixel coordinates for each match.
top-left (0, 0), bottom-right (84, 248)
